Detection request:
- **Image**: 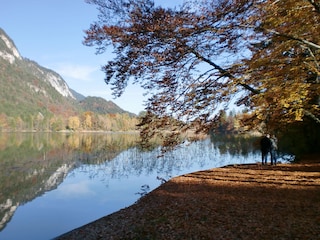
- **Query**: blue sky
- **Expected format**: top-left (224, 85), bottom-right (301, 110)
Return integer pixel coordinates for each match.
top-left (1, 0), bottom-right (184, 114)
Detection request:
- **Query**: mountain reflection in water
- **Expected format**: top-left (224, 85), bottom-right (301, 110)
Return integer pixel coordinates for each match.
top-left (0, 132), bottom-right (261, 240)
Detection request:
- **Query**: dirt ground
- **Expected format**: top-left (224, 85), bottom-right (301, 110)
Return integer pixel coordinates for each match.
top-left (56, 157), bottom-right (320, 240)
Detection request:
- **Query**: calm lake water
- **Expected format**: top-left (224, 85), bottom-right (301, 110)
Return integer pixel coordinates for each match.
top-left (0, 132), bottom-right (266, 240)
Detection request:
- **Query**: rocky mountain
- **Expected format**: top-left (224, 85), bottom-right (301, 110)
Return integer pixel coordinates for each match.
top-left (0, 28), bottom-right (133, 130)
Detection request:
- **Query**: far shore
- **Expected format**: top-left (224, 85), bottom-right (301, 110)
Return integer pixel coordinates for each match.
top-left (0, 129), bottom-right (140, 133)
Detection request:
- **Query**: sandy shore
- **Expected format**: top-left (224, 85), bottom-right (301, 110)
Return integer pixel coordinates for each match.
top-left (55, 160), bottom-right (320, 239)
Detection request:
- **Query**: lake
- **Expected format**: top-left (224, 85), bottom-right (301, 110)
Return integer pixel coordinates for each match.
top-left (0, 132), bottom-right (266, 239)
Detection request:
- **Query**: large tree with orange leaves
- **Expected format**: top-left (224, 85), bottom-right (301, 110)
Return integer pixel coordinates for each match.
top-left (84, 0), bottom-right (320, 149)
top-left (239, 0), bottom-right (320, 133)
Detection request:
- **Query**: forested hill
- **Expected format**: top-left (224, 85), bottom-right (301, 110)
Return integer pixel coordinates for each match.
top-left (0, 28), bottom-right (136, 132)
top-left (79, 96), bottom-right (135, 117)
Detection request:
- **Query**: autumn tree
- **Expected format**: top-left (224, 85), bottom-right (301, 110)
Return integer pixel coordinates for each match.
top-left (240, 0), bottom-right (320, 132)
top-left (242, 0), bottom-right (320, 155)
top-left (0, 113), bottom-right (8, 131)
top-left (84, 0), bottom-right (319, 150)
top-left (68, 116), bottom-right (81, 131)
top-left (82, 111), bottom-right (93, 129)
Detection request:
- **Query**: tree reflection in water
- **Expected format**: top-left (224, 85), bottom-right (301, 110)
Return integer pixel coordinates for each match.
top-left (0, 132), bottom-right (266, 239)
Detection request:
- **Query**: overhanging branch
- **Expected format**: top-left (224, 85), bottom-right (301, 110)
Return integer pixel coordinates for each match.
top-left (189, 47), bottom-right (260, 94)
top-left (264, 29), bottom-right (320, 50)
top-left (305, 110), bottom-right (320, 124)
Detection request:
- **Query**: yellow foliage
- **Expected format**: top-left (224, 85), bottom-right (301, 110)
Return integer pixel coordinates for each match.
top-left (68, 116), bottom-right (80, 130)
top-left (295, 109), bottom-right (304, 121)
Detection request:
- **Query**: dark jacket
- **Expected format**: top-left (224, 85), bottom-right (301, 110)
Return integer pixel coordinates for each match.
top-left (260, 136), bottom-right (272, 154)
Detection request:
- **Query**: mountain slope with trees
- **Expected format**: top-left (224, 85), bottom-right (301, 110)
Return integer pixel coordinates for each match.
top-left (0, 28), bottom-right (137, 132)
top-left (79, 96), bottom-right (134, 116)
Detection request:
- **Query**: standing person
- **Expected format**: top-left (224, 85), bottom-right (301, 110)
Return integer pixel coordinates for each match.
top-left (270, 135), bottom-right (278, 165)
top-left (260, 134), bottom-right (272, 165)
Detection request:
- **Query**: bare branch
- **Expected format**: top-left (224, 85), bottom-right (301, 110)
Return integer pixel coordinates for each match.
top-left (305, 110), bottom-right (320, 124)
top-left (188, 47), bottom-right (260, 94)
top-left (264, 28), bottom-right (320, 50)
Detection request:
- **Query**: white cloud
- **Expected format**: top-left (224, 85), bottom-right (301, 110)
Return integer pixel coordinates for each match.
top-left (51, 63), bottom-right (99, 82)
top-left (56, 181), bottom-right (96, 198)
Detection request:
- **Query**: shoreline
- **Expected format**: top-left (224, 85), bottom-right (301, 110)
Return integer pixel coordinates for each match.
top-left (55, 159), bottom-right (320, 239)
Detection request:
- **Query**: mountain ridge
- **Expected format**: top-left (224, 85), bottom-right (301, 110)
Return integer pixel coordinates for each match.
top-left (0, 27), bottom-right (136, 131)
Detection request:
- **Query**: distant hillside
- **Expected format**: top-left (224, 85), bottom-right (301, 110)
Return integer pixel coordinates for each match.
top-left (0, 28), bottom-right (135, 131)
top-left (0, 28), bottom-right (78, 118)
top-left (79, 96), bottom-right (135, 116)
top-left (70, 89), bottom-right (86, 101)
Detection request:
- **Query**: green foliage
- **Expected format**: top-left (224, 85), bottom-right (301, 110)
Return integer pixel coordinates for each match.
top-left (0, 28), bottom-right (138, 132)
top-left (0, 57), bottom-right (77, 130)
top-left (277, 120), bottom-right (320, 157)
top-left (79, 96), bottom-right (134, 116)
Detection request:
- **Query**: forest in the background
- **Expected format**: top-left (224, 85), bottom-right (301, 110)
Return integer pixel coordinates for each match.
top-left (0, 111), bottom-right (139, 132)
top-left (0, 28), bottom-right (138, 132)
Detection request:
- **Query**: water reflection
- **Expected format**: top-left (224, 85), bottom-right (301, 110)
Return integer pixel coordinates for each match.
top-left (0, 132), bottom-right (138, 232)
top-left (0, 132), bottom-right (262, 240)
